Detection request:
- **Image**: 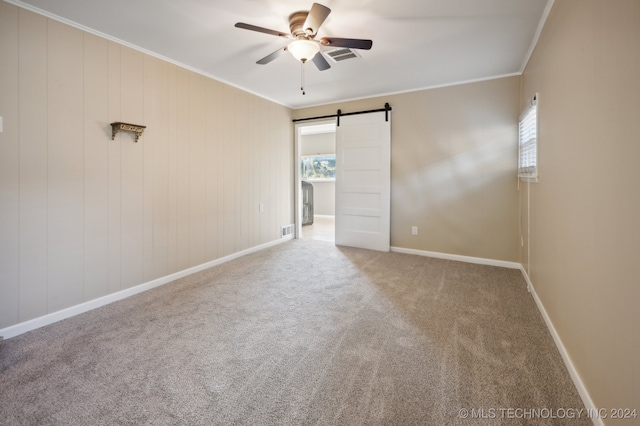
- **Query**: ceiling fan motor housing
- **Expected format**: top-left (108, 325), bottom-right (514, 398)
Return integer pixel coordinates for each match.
top-left (289, 11), bottom-right (312, 39)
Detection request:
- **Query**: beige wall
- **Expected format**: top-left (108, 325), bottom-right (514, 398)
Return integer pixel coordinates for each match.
top-left (295, 76), bottom-right (521, 262)
top-left (306, 181), bottom-right (335, 216)
top-left (0, 3), bottom-right (294, 330)
top-left (300, 132), bottom-right (335, 156)
top-left (520, 0), bottom-right (640, 419)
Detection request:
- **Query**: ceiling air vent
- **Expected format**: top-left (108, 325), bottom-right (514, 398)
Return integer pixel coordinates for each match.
top-left (326, 48), bottom-right (359, 63)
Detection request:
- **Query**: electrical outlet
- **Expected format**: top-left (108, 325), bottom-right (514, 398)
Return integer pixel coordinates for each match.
top-left (259, 203), bottom-right (264, 212)
top-left (0, 116), bottom-right (3, 133)
top-left (521, 236), bottom-right (524, 247)
top-left (411, 226), bottom-right (418, 236)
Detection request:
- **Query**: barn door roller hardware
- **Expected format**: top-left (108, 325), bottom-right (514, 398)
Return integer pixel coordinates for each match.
top-left (292, 103), bottom-right (391, 126)
top-left (111, 122), bottom-right (146, 142)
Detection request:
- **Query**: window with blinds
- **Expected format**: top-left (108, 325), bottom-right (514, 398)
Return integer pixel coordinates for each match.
top-left (518, 95), bottom-right (538, 181)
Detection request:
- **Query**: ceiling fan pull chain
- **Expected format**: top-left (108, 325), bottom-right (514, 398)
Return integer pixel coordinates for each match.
top-left (301, 62), bottom-right (306, 95)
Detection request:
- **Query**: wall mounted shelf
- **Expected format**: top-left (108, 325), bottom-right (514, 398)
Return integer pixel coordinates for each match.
top-left (111, 122), bottom-right (146, 142)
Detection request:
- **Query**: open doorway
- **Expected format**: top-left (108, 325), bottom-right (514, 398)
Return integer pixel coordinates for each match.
top-left (295, 105), bottom-right (391, 251)
top-left (294, 121), bottom-right (336, 242)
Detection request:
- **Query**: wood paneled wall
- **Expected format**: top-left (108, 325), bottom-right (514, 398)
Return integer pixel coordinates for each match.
top-left (0, 3), bottom-right (294, 329)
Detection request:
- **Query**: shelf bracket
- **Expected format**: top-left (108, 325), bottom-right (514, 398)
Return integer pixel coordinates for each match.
top-left (111, 122), bottom-right (146, 143)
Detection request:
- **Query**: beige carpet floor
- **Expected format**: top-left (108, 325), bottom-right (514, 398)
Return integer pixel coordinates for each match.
top-left (0, 239), bottom-right (589, 425)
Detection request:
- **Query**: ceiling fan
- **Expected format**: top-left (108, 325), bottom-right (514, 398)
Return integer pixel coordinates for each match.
top-left (234, 3), bottom-right (373, 72)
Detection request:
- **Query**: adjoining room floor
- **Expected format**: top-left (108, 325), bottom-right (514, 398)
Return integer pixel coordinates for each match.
top-left (301, 215), bottom-right (335, 242)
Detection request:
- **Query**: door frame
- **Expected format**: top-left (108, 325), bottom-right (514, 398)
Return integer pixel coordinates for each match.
top-left (294, 120), bottom-right (336, 239)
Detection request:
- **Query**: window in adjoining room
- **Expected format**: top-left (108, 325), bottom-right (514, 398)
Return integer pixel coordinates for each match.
top-left (301, 154), bottom-right (336, 180)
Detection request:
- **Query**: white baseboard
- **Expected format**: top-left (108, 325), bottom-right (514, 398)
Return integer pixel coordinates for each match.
top-left (390, 246), bottom-right (521, 269)
top-left (0, 236), bottom-right (292, 340)
top-left (519, 267), bottom-right (602, 426)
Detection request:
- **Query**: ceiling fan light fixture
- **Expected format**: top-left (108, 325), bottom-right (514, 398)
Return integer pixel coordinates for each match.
top-left (287, 40), bottom-right (319, 63)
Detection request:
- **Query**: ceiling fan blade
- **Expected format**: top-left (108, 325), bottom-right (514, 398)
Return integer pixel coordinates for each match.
top-left (303, 3), bottom-right (331, 36)
top-left (320, 37), bottom-right (373, 50)
top-left (257, 47), bottom-right (287, 65)
top-left (311, 52), bottom-right (331, 71)
top-left (235, 22), bottom-right (290, 38)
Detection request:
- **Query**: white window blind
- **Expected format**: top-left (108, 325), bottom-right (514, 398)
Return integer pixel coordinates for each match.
top-left (518, 96), bottom-right (538, 180)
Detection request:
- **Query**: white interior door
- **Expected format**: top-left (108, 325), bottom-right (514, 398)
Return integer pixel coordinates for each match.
top-left (335, 111), bottom-right (390, 251)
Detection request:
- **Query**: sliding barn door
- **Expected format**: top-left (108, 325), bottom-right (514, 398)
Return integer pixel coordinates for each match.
top-left (335, 111), bottom-right (391, 252)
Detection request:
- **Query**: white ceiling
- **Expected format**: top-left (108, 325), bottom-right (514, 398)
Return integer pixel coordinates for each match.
top-left (9, 0), bottom-right (551, 109)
